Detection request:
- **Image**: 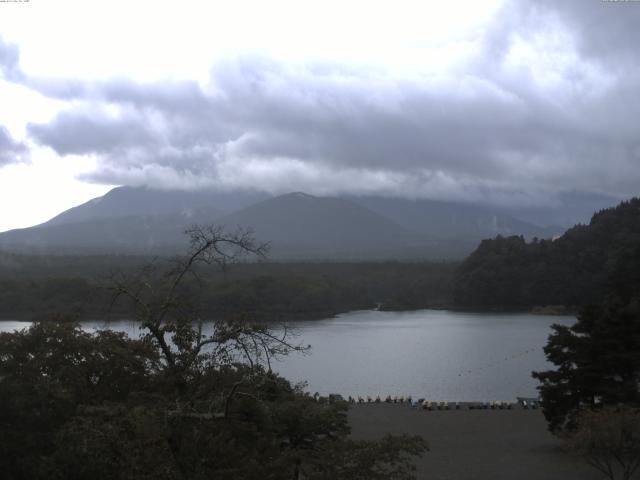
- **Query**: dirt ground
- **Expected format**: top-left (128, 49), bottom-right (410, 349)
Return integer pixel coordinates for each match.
top-left (348, 404), bottom-right (603, 480)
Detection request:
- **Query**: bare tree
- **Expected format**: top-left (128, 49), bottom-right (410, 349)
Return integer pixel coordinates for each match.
top-left (109, 225), bottom-right (308, 382)
top-left (564, 407), bottom-right (640, 480)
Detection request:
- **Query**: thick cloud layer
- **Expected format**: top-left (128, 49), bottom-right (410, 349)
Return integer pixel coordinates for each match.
top-left (7, 1), bottom-right (640, 205)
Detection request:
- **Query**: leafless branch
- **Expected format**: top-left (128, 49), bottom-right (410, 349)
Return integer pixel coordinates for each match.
top-left (105, 223), bottom-right (305, 380)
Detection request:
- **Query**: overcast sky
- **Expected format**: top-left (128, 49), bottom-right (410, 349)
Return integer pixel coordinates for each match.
top-left (0, 0), bottom-right (639, 232)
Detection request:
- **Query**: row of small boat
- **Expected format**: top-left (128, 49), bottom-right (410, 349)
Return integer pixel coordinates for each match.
top-left (346, 395), bottom-right (413, 404)
top-left (321, 394), bottom-right (540, 410)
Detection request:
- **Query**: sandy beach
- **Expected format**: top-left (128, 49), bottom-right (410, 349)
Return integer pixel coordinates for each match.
top-left (348, 404), bottom-right (602, 480)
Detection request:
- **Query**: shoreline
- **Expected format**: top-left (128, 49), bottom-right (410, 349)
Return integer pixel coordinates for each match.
top-left (0, 304), bottom-right (578, 323)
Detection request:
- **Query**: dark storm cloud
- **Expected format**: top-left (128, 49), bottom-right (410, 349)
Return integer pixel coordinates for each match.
top-left (6, 1), bottom-right (640, 204)
top-left (0, 125), bottom-right (27, 166)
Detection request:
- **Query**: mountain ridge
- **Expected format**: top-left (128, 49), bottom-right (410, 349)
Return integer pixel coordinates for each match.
top-left (0, 186), bottom-right (584, 259)
top-left (40, 186), bottom-right (269, 228)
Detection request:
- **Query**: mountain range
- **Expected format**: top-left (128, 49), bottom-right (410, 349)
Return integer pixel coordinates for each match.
top-left (0, 186), bottom-right (620, 259)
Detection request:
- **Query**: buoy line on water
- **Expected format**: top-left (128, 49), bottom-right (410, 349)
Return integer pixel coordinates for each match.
top-left (456, 347), bottom-right (540, 377)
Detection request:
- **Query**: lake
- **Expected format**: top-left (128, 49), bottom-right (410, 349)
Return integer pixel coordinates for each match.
top-left (0, 309), bottom-right (574, 401)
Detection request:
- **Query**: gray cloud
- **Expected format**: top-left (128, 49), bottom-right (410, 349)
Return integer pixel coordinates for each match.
top-left (8, 2), bottom-right (640, 206)
top-left (28, 109), bottom-right (158, 156)
top-left (0, 125), bottom-right (27, 166)
top-left (0, 36), bottom-right (23, 82)
top-left (540, 0), bottom-right (640, 65)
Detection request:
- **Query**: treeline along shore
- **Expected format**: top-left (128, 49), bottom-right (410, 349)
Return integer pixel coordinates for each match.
top-left (0, 257), bottom-right (455, 321)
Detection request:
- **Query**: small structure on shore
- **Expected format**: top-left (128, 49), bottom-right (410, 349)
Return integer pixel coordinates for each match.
top-left (517, 397), bottom-right (540, 409)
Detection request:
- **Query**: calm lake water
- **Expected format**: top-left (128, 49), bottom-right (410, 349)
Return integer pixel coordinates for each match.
top-left (0, 309), bottom-right (575, 401)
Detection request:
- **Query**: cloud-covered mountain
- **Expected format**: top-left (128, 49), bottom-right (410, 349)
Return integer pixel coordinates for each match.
top-left (0, 187), bottom-right (567, 259)
top-left (41, 185), bottom-right (269, 228)
top-left (495, 191), bottom-right (621, 229)
top-left (0, 212), bottom-right (220, 254)
top-left (214, 192), bottom-right (425, 259)
top-left (350, 196), bottom-right (558, 240)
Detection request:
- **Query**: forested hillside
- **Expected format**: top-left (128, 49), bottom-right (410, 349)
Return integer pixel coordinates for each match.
top-left (0, 257), bottom-right (455, 320)
top-left (453, 198), bottom-right (640, 309)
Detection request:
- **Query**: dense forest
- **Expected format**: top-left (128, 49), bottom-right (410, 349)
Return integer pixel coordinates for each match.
top-left (0, 255), bottom-right (455, 321)
top-left (453, 198), bottom-right (640, 310)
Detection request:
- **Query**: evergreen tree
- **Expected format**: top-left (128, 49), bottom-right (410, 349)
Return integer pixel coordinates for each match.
top-left (532, 246), bottom-right (640, 433)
